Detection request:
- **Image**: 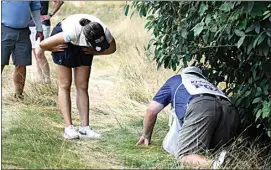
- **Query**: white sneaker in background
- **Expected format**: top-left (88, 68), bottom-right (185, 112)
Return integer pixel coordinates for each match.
top-left (212, 150), bottom-right (228, 169)
top-left (79, 126), bottom-right (101, 139)
top-left (63, 125), bottom-right (79, 139)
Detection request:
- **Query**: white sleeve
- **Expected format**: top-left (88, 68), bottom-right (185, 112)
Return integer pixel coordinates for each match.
top-left (63, 32), bottom-right (71, 43)
top-left (105, 28), bottom-right (113, 43)
top-left (62, 25), bottom-right (77, 43)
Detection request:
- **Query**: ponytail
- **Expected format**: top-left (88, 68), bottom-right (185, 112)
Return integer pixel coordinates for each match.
top-left (79, 18), bottom-right (91, 26)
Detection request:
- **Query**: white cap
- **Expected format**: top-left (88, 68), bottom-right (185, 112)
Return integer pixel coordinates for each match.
top-left (180, 66), bottom-right (206, 79)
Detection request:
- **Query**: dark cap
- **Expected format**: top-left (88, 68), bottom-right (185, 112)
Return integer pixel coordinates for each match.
top-left (93, 35), bottom-right (110, 52)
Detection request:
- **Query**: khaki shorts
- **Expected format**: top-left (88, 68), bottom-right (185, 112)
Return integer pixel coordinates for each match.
top-left (175, 95), bottom-right (239, 160)
top-left (29, 25), bottom-right (50, 48)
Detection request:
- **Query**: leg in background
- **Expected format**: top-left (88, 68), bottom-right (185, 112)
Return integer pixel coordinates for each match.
top-left (35, 47), bottom-right (51, 83)
top-left (33, 48), bottom-right (43, 82)
top-left (13, 65), bottom-right (26, 95)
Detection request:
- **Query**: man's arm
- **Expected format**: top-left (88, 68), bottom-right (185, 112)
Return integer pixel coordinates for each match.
top-left (30, 1), bottom-right (43, 32)
top-left (137, 101), bottom-right (164, 146)
top-left (41, 1), bottom-right (64, 22)
top-left (49, 1), bottom-right (64, 17)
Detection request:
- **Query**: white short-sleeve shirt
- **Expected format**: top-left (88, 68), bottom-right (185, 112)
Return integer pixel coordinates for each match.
top-left (61, 14), bottom-right (113, 46)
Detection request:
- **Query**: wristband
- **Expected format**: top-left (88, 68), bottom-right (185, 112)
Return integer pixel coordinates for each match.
top-left (48, 13), bottom-right (53, 17)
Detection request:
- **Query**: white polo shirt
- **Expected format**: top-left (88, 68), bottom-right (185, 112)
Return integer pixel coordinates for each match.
top-left (61, 14), bottom-right (113, 47)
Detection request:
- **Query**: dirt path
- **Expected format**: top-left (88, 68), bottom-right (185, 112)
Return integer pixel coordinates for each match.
top-left (69, 57), bottom-right (125, 169)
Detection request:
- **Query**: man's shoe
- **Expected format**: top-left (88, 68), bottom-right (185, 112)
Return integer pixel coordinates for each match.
top-left (63, 125), bottom-right (79, 139)
top-left (78, 126), bottom-right (101, 139)
top-left (212, 150), bottom-right (227, 169)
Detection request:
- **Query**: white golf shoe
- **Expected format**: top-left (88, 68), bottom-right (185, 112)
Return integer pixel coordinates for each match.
top-left (78, 126), bottom-right (101, 139)
top-left (63, 125), bottom-right (79, 139)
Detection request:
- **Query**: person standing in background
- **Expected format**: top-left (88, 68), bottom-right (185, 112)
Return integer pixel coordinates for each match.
top-left (29, 1), bottom-right (64, 83)
top-left (1, 1), bottom-right (43, 100)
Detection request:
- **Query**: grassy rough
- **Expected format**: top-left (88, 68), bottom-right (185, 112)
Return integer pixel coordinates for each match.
top-left (2, 105), bottom-right (89, 169)
top-left (2, 1), bottom-right (271, 169)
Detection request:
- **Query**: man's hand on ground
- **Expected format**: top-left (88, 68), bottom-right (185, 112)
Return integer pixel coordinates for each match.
top-left (136, 135), bottom-right (150, 146)
top-left (36, 31), bottom-right (44, 41)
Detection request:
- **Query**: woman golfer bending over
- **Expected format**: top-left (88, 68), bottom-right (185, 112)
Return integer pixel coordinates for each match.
top-left (39, 14), bottom-right (116, 139)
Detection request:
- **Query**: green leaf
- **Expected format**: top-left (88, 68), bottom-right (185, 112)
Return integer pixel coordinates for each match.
top-left (203, 31), bottom-right (209, 43)
top-left (252, 97), bottom-right (262, 104)
top-left (263, 10), bottom-right (270, 15)
top-left (124, 4), bottom-right (130, 16)
top-left (262, 102), bottom-right (270, 118)
top-left (251, 2), bottom-right (266, 17)
top-left (253, 32), bottom-right (265, 48)
top-left (199, 3), bottom-right (208, 16)
top-left (210, 25), bottom-right (218, 33)
top-left (267, 38), bottom-right (271, 47)
top-left (205, 14), bottom-right (212, 26)
top-left (219, 2), bottom-right (234, 12)
top-left (234, 29), bottom-right (245, 36)
top-left (237, 36), bottom-right (245, 48)
top-left (256, 87), bottom-right (262, 96)
top-left (255, 23), bottom-right (260, 34)
top-left (245, 24), bottom-right (255, 33)
top-left (238, 20), bottom-right (247, 30)
top-left (256, 109), bottom-right (262, 120)
top-left (263, 45), bottom-right (269, 56)
top-left (244, 90), bottom-right (251, 97)
top-left (247, 2), bottom-right (254, 13)
top-left (257, 33), bottom-right (266, 46)
top-left (263, 13), bottom-right (271, 20)
top-left (181, 29), bottom-right (188, 39)
top-left (266, 29), bottom-right (271, 37)
top-left (193, 23), bottom-right (204, 37)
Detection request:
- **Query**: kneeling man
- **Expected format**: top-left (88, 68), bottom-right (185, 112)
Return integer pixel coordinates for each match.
top-left (136, 66), bottom-right (239, 168)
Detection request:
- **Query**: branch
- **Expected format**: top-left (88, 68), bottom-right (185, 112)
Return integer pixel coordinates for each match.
top-left (198, 44), bottom-right (236, 48)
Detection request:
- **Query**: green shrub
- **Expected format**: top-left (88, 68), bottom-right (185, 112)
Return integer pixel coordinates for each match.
top-left (125, 1), bottom-right (271, 138)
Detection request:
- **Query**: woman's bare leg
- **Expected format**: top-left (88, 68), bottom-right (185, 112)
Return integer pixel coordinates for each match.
top-left (74, 66), bottom-right (91, 126)
top-left (56, 65), bottom-right (72, 127)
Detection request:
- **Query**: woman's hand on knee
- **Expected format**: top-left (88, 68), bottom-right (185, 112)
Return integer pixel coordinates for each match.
top-left (51, 44), bottom-right (68, 52)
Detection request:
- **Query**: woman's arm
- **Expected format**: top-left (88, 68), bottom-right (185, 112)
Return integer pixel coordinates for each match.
top-left (40, 32), bottom-right (67, 51)
top-left (82, 38), bottom-right (116, 55)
